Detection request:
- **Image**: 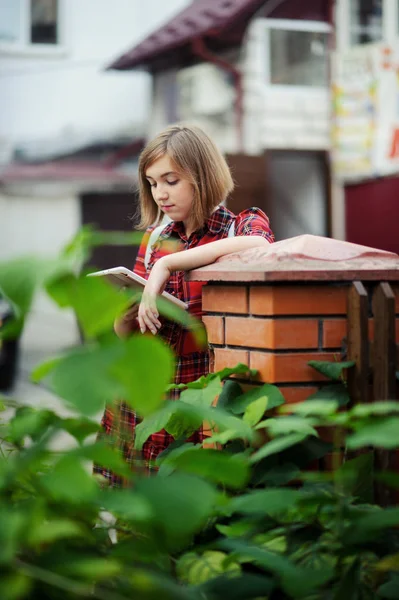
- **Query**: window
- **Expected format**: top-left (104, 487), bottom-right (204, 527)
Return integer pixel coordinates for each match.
top-left (0, 0), bottom-right (60, 48)
top-left (350, 0), bottom-right (383, 45)
top-left (31, 0), bottom-right (58, 45)
top-left (268, 27), bottom-right (329, 87)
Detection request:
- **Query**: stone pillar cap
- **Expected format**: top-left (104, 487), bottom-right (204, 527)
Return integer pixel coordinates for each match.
top-left (189, 234), bottom-right (399, 282)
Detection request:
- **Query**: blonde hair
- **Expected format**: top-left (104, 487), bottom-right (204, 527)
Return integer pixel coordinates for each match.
top-left (137, 124), bottom-right (234, 231)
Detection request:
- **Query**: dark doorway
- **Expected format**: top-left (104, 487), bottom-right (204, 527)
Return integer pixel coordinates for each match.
top-left (80, 192), bottom-right (142, 270)
top-left (225, 154), bottom-right (269, 216)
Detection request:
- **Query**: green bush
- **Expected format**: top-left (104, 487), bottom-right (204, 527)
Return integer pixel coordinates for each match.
top-left (0, 229), bottom-right (398, 600)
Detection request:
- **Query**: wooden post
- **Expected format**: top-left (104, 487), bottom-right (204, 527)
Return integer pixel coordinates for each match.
top-left (372, 282), bottom-right (396, 507)
top-left (372, 282), bottom-right (396, 401)
top-left (347, 281), bottom-right (369, 406)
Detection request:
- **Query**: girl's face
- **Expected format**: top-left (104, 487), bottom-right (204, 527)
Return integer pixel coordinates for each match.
top-left (145, 154), bottom-right (194, 233)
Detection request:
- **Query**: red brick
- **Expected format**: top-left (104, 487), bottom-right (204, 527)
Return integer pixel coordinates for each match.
top-left (278, 386), bottom-right (321, 404)
top-left (250, 351), bottom-right (337, 384)
top-left (250, 285), bottom-right (347, 316)
top-left (202, 285), bottom-right (248, 314)
top-left (323, 319), bottom-right (347, 348)
top-left (202, 315), bottom-right (224, 345)
top-left (225, 317), bottom-right (318, 349)
top-left (213, 348), bottom-right (249, 376)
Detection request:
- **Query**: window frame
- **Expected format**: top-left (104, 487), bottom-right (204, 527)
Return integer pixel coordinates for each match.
top-left (262, 19), bottom-right (332, 93)
top-left (335, 0), bottom-right (397, 51)
top-left (0, 0), bottom-right (67, 56)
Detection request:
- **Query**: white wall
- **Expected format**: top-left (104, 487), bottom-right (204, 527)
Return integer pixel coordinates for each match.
top-left (0, 193), bottom-right (82, 351)
top-left (0, 0), bottom-right (190, 152)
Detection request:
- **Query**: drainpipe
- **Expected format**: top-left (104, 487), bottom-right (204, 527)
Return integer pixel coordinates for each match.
top-left (191, 36), bottom-right (244, 153)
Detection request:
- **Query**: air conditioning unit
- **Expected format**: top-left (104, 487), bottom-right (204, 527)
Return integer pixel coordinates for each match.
top-left (177, 63), bottom-right (235, 118)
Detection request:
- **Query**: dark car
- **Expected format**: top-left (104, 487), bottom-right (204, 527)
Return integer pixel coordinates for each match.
top-left (0, 297), bottom-right (19, 391)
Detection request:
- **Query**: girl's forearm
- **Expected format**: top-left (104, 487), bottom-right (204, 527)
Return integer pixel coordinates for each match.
top-left (164, 235), bottom-right (270, 273)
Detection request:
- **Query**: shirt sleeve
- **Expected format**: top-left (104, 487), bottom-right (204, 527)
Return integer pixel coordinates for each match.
top-left (133, 227), bottom-right (154, 278)
top-left (234, 207), bottom-right (274, 243)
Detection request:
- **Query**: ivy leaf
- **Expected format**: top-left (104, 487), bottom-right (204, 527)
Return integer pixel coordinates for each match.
top-left (230, 384), bottom-right (285, 415)
top-left (167, 448), bottom-right (250, 489)
top-left (305, 383), bottom-right (350, 407)
top-left (243, 396), bottom-right (268, 427)
top-left (250, 433), bottom-right (308, 463)
top-left (347, 418), bottom-right (399, 449)
top-left (308, 360), bottom-right (355, 381)
top-left (226, 488), bottom-right (301, 517)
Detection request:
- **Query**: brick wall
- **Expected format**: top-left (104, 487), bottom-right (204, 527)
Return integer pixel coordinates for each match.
top-left (202, 282), bottom-right (399, 404)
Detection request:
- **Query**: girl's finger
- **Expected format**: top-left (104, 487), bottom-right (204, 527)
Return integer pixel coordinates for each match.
top-left (140, 312), bottom-right (157, 335)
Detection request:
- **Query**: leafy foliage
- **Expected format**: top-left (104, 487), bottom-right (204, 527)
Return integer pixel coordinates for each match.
top-left (0, 231), bottom-right (398, 599)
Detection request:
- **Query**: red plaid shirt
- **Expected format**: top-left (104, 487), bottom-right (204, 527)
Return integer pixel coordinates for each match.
top-left (95, 206), bottom-right (274, 485)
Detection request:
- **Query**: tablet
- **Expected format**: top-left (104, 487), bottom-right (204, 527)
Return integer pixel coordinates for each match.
top-left (87, 266), bottom-right (188, 310)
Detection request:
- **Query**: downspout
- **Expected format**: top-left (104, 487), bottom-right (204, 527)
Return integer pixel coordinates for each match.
top-left (191, 36), bottom-right (244, 153)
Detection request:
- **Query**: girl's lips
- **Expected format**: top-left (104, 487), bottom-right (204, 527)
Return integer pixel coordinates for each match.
top-left (162, 205), bottom-right (174, 211)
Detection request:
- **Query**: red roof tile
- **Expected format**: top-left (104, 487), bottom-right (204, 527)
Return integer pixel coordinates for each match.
top-left (0, 161), bottom-right (134, 184)
top-left (107, 0), bottom-right (266, 71)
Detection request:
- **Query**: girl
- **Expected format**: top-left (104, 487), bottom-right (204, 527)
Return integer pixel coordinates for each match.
top-left (95, 124), bottom-right (274, 485)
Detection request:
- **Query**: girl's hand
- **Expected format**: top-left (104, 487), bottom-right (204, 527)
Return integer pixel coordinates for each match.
top-left (138, 257), bottom-right (171, 334)
top-left (114, 302), bottom-right (140, 339)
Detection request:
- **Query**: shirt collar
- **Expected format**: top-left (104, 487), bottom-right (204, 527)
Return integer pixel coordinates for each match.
top-left (161, 205), bottom-right (235, 239)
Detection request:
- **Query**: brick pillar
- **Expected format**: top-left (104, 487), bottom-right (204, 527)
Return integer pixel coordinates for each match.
top-left (189, 235), bottom-right (399, 404)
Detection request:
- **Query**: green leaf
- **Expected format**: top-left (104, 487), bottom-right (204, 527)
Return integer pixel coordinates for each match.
top-left (27, 519), bottom-right (84, 545)
top-left (198, 573), bottom-right (274, 600)
top-left (243, 396), bottom-right (268, 427)
top-left (41, 455), bottom-right (98, 503)
top-left (376, 553), bottom-right (399, 572)
top-left (0, 257), bottom-right (46, 336)
top-left (167, 448), bottom-right (250, 489)
top-left (135, 473), bottom-right (218, 547)
top-left (220, 539), bottom-right (333, 598)
top-left (165, 411), bottom-right (203, 441)
top-left (227, 488), bottom-right (301, 516)
top-left (8, 407), bottom-right (57, 444)
top-left (250, 433), bottom-right (308, 464)
top-left (134, 403), bottom-right (175, 450)
top-left (177, 550), bottom-right (240, 585)
top-left (0, 574), bottom-right (31, 600)
top-left (347, 417), bottom-right (399, 449)
top-left (230, 384), bottom-right (285, 415)
top-left (332, 558), bottom-right (361, 600)
top-left (350, 401), bottom-right (399, 418)
top-left (62, 558), bottom-right (122, 579)
top-left (30, 356), bottom-right (62, 383)
top-left (216, 379), bottom-right (243, 411)
top-left (256, 416), bottom-right (318, 437)
top-left (308, 359), bottom-right (355, 381)
top-left (76, 442), bottom-right (134, 480)
top-left (334, 452), bottom-right (374, 503)
top-left (49, 343), bottom-right (124, 416)
top-left (216, 363), bottom-right (255, 380)
top-left (378, 574), bottom-right (399, 599)
top-left (110, 334), bottom-right (175, 417)
top-left (344, 508), bottom-right (399, 544)
top-left (57, 417), bottom-right (99, 444)
top-left (97, 489), bottom-right (153, 522)
top-left (305, 383), bottom-right (350, 407)
top-left (285, 399), bottom-right (339, 417)
top-left (179, 377), bottom-right (223, 407)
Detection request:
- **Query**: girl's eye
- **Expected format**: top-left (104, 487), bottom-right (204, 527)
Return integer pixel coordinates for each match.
top-left (167, 180), bottom-right (178, 186)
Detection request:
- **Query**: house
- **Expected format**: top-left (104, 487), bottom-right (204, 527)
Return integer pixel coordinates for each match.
top-left (107, 0), bottom-right (399, 254)
top-left (0, 0), bottom-right (189, 358)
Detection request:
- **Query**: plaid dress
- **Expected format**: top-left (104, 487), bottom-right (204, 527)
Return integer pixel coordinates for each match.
top-left (94, 206), bottom-right (274, 485)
